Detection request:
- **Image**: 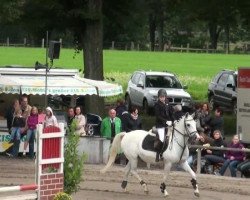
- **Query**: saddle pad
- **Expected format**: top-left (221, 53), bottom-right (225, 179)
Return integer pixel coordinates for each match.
top-left (142, 134), bottom-right (157, 152)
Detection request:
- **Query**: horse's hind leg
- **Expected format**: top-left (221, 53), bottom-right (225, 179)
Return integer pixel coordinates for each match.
top-left (180, 161), bottom-right (200, 197)
top-left (121, 161), bottom-right (131, 192)
top-left (129, 158), bottom-right (149, 194)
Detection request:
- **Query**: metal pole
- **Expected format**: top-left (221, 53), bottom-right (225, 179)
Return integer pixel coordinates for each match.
top-left (45, 31), bottom-right (49, 108)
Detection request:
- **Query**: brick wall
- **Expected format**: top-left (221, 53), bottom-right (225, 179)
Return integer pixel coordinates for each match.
top-left (40, 173), bottom-right (64, 200)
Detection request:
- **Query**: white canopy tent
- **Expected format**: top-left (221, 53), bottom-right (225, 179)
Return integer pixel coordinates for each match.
top-left (0, 67), bottom-right (122, 97)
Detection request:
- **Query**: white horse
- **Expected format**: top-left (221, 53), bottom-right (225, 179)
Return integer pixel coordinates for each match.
top-left (101, 113), bottom-right (200, 197)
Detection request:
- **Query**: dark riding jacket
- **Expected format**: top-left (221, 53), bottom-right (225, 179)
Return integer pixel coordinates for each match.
top-left (154, 101), bottom-right (174, 128)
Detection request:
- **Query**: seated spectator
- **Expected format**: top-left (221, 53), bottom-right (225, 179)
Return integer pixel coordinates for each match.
top-left (123, 106), bottom-right (142, 132)
top-left (8, 109), bottom-right (26, 157)
top-left (44, 107), bottom-right (58, 128)
top-left (74, 106), bottom-right (86, 136)
top-left (204, 130), bottom-right (225, 174)
top-left (23, 106), bottom-right (39, 159)
top-left (4, 99), bottom-right (20, 133)
top-left (237, 159), bottom-right (250, 178)
top-left (216, 135), bottom-right (245, 177)
top-left (100, 108), bottom-right (121, 141)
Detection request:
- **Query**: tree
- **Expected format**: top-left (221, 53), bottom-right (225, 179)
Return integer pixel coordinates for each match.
top-left (2, 0), bottom-right (105, 115)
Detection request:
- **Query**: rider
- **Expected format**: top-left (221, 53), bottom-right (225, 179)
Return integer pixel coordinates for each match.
top-left (154, 89), bottom-right (174, 162)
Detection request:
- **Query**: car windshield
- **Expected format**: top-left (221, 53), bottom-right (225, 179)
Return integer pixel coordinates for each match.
top-left (145, 75), bottom-right (182, 89)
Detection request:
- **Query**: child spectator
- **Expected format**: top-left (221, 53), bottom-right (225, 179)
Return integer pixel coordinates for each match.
top-left (216, 135), bottom-right (245, 177)
top-left (44, 107), bottom-right (58, 128)
top-left (23, 106), bottom-right (39, 158)
top-left (9, 109), bottom-right (26, 157)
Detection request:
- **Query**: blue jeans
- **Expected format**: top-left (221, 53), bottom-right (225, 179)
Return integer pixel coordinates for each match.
top-left (204, 154), bottom-right (225, 165)
top-left (11, 127), bottom-right (21, 157)
top-left (27, 129), bottom-right (36, 159)
top-left (220, 159), bottom-right (240, 176)
top-left (10, 127), bottom-right (21, 140)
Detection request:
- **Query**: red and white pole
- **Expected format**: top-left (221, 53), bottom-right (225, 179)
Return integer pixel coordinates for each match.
top-left (0, 184), bottom-right (38, 193)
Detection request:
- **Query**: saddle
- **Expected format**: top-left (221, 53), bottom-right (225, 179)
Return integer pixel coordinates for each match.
top-left (142, 127), bottom-right (168, 153)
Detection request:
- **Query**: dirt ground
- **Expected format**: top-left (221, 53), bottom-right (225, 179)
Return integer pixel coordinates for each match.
top-left (0, 156), bottom-right (250, 200)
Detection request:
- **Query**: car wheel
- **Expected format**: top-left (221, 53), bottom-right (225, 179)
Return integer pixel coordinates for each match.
top-left (86, 124), bottom-right (94, 136)
top-left (232, 100), bottom-right (237, 115)
top-left (143, 99), bottom-right (150, 114)
top-left (125, 94), bottom-right (132, 110)
top-left (209, 96), bottom-right (215, 111)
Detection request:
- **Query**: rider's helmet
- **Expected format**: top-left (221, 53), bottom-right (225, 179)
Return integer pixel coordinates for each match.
top-left (158, 89), bottom-right (167, 98)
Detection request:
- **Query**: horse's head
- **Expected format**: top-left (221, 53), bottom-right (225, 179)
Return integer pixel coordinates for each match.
top-left (176, 112), bottom-right (198, 138)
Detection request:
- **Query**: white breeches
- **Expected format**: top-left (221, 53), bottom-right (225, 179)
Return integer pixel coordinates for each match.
top-left (157, 128), bottom-right (165, 142)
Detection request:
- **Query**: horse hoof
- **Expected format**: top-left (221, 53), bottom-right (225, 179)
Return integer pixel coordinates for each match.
top-left (144, 190), bottom-right (149, 194)
top-left (124, 188), bottom-right (128, 193)
top-left (164, 190), bottom-right (169, 197)
top-left (194, 192), bottom-right (200, 197)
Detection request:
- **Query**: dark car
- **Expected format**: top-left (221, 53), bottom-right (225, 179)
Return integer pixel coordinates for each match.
top-left (207, 69), bottom-right (237, 114)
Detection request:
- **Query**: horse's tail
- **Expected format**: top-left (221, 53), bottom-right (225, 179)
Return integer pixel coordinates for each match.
top-left (100, 132), bottom-right (126, 174)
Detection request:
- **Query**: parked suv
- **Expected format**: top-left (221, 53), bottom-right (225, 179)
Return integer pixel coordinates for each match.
top-left (125, 70), bottom-right (193, 114)
top-left (207, 69), bottom-right (237, 114)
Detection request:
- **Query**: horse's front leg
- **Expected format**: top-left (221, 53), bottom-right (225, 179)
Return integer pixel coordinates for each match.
top-left (161, 161), bottom-right (172, 197)
top-left (180, 161), bottom-right (200, 197)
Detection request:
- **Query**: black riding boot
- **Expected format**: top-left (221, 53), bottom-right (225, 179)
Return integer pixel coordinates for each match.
top-left (154, 138), bottom-right (163, 162)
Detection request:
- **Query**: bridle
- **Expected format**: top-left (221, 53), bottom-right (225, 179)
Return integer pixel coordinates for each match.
top-left (171, 116), bottom-right (198, 162)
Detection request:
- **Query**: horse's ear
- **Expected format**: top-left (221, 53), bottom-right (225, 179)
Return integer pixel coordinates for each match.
top-left (191, 112), bottom-right (195, 118)
top-left (185, 112), bottom-right (189, 118)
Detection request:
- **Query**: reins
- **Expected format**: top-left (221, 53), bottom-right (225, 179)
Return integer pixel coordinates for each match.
top-left (171, 117), bottom-right (198, 162)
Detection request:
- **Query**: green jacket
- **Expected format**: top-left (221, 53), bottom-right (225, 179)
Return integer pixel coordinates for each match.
top-left (100, 117), bottom-right (121, 139)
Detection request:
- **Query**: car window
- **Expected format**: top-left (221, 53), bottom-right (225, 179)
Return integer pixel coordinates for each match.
top-left (217, 73), bottom-right (229, 87)
top-left (145, 75), bottom-right (182, 88)
top-left (227, 74), bottom-right (235, 87)
top-left (131, 73), bottom-right (141, 85)
top-left (138, 74), bottom-right (144, 86)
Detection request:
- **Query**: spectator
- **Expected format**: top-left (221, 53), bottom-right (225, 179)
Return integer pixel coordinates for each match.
top-left (38, 109), bottom-right (46, 124)
top-left (197, 103), bottom-right (211, 133)
top-left (23, 106), bottom-right (39, 159)
top-left (115, 99), bottom-right (127, 119)
top-left (67, 107), bottom-right (75, 132)
top-left (74, 106), bottom-right (86, 136)
top-left (173, 104), bottom-right (184, 121)
top-left (216, 135), bottom-right (245, 177)
top-left (207, 108), bottom-right (224, 138)
top-left (8, 109), bottom-right (26, 157)
top-left (44, 107), bottom-right (58, 128)
top-left (123, 106), bottom-right (142, 132)
top-left (100, 108), bottom-right (121, 141)
top-left (204, 130), bottom-right (225, 174)
top-left (4, 99), bottom-right (20, 133)
top-left (20, 95), bottom-right (32, 120)
top-left (237, 159), bottom-right (250, 178)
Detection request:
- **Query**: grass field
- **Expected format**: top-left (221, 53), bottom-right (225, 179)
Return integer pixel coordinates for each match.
top-left (0, 47), bottom-right (249, 101)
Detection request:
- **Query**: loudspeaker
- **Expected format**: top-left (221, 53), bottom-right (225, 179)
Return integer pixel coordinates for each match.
top-left (48, 41), bottom-right (61, 60)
